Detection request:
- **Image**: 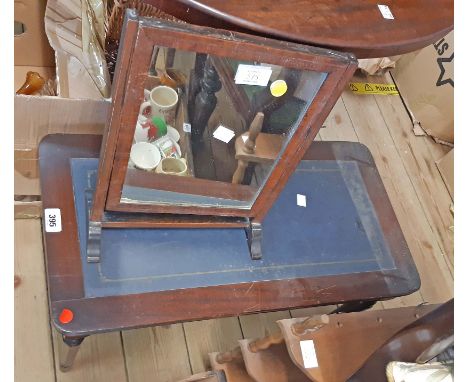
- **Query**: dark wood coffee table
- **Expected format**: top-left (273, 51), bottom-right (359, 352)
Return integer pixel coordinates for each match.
top-left (39, 134), bottom-right (419, 371)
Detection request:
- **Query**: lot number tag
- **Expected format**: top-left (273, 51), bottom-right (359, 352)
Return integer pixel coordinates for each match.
top-left (44, 208), bottom-right (62, 233)
top-left (235, 64), bottom-right (272, 86)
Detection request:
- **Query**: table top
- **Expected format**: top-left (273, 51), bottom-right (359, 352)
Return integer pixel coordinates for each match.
top-left (39, 134), bottom-right (419, 337)
top-left (164, 0), bottom-right (453, 58)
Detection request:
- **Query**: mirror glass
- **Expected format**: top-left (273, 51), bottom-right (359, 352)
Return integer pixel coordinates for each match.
top-left (121, 46), bottom-right (326, 209)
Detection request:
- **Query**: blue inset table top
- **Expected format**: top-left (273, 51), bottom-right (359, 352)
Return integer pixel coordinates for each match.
top-left (71, 158), bottom-right (395, 298)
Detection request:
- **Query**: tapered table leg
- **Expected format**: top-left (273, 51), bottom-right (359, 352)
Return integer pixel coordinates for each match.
top-left (59, 336), bottom-right (86, 372)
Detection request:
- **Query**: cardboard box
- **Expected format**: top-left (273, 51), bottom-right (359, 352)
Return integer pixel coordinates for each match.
top-left (14, 0), bottom-right (110, 197)
top-left (15, 0), bottom-right (56, 93)
top-left (391, 31), bottom-right (454, 144)
top-left (15, 0), bottom-right (55, 67)
top-left (15, 96), bottom-right (109, 195)
top-left (436, 149), bottom-right (454, 200)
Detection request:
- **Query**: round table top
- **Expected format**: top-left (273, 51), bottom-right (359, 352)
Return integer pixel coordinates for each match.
top-left (176, 0), bottom-right (453, 58)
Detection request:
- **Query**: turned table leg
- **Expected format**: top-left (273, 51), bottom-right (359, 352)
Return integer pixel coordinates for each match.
top-left (59, 336), bottom-right (86, 372)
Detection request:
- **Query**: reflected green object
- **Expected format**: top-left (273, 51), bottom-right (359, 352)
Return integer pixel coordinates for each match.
top-left (152, 116), bottom-right (167, 137)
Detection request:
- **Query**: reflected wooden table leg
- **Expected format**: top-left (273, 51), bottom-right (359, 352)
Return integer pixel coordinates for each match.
top-left (59, 335), bottom-right (86, 372)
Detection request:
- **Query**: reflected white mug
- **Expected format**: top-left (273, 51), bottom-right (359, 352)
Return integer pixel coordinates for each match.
top-left (156, 157), bottom-right (188, 176)
top-left (139, 86), bottom-right (178, 125)
top-left (130, 142), bottom-right (161, 171)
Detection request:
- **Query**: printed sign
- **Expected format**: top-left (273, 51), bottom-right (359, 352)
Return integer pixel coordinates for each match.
top-left (349, 82), bottom-right (399, 95)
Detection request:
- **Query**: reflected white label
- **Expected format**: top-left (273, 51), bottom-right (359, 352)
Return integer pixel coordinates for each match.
top-left (213, 125), bottom-right (235, 143)
top-left (235, 64), bottom-right (272, 86)
top-left (183, 123), bottom-right (191, 133)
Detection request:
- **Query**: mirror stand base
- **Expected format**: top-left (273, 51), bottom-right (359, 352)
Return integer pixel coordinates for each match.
top-left (246, 221), bottom-right (263, 260)
top-left (84, 189), bottom-right (262, 262)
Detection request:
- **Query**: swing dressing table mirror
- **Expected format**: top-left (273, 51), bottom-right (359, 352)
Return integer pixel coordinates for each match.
top-left (89, 10), bottom-right (357, 259)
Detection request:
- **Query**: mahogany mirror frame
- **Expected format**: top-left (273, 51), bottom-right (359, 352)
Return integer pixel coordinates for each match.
top-left (91, 10), bottom-right (358, 227)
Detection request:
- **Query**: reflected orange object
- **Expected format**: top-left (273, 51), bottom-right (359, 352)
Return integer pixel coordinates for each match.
top-left (158, 69), bottom-right (186, 89)
top-left (159, 73), bottom-right (177, 88)
top-left (16, 71), bottom-right (45, 95)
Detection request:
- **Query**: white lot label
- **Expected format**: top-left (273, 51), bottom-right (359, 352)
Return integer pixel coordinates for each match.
top-left (378, 4), bottom-right (394, 19)
top-left (44, 208), bottom-right (62, 233)
top-left (213, 125), bottom-right (235, 143)
top-left (300, 340), bottom-right (318, 368)
top-left (297, 194), bottom-right (307, 207)
top-left (235, 64), bottom-right (272, 86)
top-left (183, 123), bottom-right (192, 133)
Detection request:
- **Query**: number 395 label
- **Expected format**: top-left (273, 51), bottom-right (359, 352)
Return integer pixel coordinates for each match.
top-left (234, 64), bottom-right (272, 86)
top-left (44, 208), bottom-right (62, 233)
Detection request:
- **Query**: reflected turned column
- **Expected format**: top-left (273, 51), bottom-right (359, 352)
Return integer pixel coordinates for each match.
top-left (190, 57), bottom-right (222, 142)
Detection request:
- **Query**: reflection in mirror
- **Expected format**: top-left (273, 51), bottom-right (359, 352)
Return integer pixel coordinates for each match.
top-left (122, 46), bottom-right (327, 209)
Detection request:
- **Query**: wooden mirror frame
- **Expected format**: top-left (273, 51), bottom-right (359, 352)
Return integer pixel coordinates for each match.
top-left (91, 10), bottom-right (357, 226)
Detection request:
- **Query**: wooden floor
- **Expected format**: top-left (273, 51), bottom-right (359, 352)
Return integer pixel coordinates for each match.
top-left (14, 73), bottom-right (454, 382)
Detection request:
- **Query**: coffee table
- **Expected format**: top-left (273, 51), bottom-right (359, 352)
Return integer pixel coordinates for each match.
top-left (39, 134), bottom-right (419, 370)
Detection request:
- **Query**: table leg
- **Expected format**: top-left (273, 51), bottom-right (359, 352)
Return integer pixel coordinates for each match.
top-left (59, 336), bottom-right (86, 372)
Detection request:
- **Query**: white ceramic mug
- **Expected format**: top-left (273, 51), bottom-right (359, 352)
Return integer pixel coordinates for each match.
top-left (130, 142), bottom-right (161, 171)
top-left (139, 86), bottom-right (178, 125)
top-left (156, 157), bottom-right (188, 176)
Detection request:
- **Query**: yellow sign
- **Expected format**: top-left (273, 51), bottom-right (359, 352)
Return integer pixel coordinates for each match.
top-left (348, 82), bottom-right (399, 95)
